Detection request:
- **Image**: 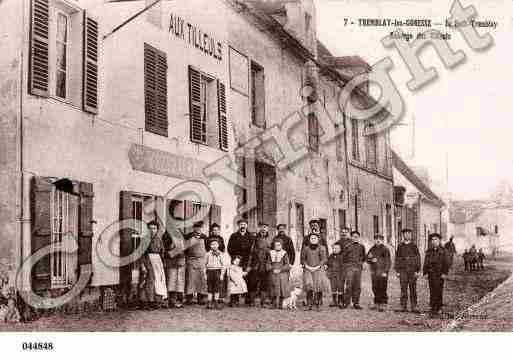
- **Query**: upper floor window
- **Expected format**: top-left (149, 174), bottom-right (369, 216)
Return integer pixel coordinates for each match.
top-left (144, 43), bottom-right (168, 137)
top-left (55, 11), bottom-right (69, 99)
top-left (189, 66), bottom-right (228, 150)
top-left (29, 0), bottom-right (99, 113)
top-left (251, 62), bottom-right (265, 128)
top-left (366, 123), bottom-right (378, 169)
top-left (308, 112), bottom-right (320, 153)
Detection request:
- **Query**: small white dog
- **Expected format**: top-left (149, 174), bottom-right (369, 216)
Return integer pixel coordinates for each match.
top-left (282, 287), bottom-right (302, 310)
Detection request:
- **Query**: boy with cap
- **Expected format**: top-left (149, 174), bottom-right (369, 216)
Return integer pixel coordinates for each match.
top-left (205, 238), bottom-right (230, 309)
top-left (423, 233), bottom-right (450, 317)
top-left (394, 228), bottom-right (421, 313)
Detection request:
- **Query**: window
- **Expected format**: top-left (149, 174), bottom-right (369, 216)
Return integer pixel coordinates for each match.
top-left (29, 0), bottom-right (99, 112)
top-left (308, 112), bottom-right (320, 153)
top-left (373, 215), bottom-right (379, 237)
top-left (338, 209), bottom-right (347, 234)
top-left (168, 199), bottom-right (221, 235)
top-left (386, 204), bottom-right (392, 243)
top-left (189, 66), bottom-right (227, 149)
top-left (50, 187), bottom-right (79, 287)
top-left (250, 62), bottom-right (265, 128)
top-left (335, 124), bottom-right (343, 161)
top-left (366, 123), bottom-right (378, 169)
top-left (144, 44), bottom-right (168, 137)
top-left (55, 12), bottom-right (69, 99)
top-left (351, 118), bottom-right (360, 161)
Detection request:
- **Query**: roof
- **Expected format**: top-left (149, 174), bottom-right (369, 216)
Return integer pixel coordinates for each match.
top-left (392, 151), bottom-right (445, 208)
top-left (449, 199), bottom-right (513, 224)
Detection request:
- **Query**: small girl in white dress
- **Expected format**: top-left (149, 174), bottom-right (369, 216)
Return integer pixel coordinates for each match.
top-left (227, 256), bottom-right (247, 307)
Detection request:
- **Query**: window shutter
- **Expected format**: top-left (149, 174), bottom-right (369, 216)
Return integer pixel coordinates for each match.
top-left (31, 177), bottom-right (52, 291)
top-left (29, 0), bottom-right (50, 97)
top-left (308, 112), bottom-right (319, 152)
top-left (119, 191), bottom-right (134, 287)
top-left (144, 44), bottom-right (168, 136)
top-left (217, 80), bottom-right (228, 151)
top-left (83, 14), bottom-right (99, 114)
top-left (189, 66), bottom-right (206, 143)
top-left (78, 182), bottom-right (94, 269)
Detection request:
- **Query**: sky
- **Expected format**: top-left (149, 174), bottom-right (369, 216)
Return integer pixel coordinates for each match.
top-left (316, 0), bottom-right (513, 200)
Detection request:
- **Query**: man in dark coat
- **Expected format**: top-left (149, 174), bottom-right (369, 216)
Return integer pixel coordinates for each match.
top-left (444, 236), bottom-right (457, 270)
top-left (227, 219), bottom-right (254, 270)
top-left (478, 248), bottom-right (485, 270)
top-left (272, 224), bottom-right (296, 265)
top-left (247, 222), bottom-right (272, 307)
top-left (423, 233), bottom-right (450, 317)
top-left (394, 228), bottom-right (421, 313)
top-left (367, 234), bottom-right (391, 312)
top-left (341, 230), bottom-right (366, 309)
top-left (227, 219), bottom-right (255, 304)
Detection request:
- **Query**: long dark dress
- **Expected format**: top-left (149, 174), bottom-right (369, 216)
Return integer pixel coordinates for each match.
top-left (268, 250), bottom-right (291, 297)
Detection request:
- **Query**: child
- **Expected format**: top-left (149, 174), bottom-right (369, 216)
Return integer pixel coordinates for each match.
top-left (227, 256), bottom-right (248, 307)
top-left (301, 233), bottom-right (328, 311)
top-left (268, 241), bottom-right (291, 309)
top-left (327, 243), bottom-right (344, 308)
top-left (204, 239), bottom-right (229, 309)
top-left (367, 235), bottom-right (391, 312)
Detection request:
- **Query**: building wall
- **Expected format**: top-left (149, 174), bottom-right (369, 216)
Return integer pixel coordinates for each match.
top-left (0, 0), bottom-right (23, 295)
top-left (226, 1), bottom-right (348, 251)
top-left (18, 0), bottom-right (237, 287)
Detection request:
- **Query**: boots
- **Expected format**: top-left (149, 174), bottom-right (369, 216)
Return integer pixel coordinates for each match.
top-left (315, 292), bottom-right (322, 311)
top-left (184, 294), bottom-right (194, 306)
top-left (175, 293), bottom-right (184, 308)
top-left (273, 296), bottom-right (280, 309)
top-left (338, 294), bottom-right (347, 309)
top-left (248, 292), bottom-right (257, 307)
top-left (305, 291), bottom-right (314, 311)
top-left (330, 294), bottom-right (338, 307)
top-left (168, 292), bottom-right (177, 308)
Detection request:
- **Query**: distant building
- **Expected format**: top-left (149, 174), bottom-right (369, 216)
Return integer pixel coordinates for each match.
top-left (450, 200), bottom-right (513, 255)
top-left (392, 151), bottom-right (446, 254)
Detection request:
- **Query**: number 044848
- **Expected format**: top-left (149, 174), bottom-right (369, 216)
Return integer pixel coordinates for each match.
top-left (22, 342), bottom-right (54, 351)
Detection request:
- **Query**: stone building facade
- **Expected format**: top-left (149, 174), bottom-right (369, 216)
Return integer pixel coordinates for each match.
top-left (0, 0), bottom-right (395, 310)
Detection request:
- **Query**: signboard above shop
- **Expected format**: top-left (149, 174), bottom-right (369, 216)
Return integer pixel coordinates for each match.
top-left (168, 12), bottom-right (223, 61)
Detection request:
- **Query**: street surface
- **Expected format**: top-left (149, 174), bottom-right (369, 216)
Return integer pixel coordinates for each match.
top-left (2, 257), bottom-right (511, 331)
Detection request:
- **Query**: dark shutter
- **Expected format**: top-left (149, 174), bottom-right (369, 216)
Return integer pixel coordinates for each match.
top-left (189, 66), bottom-right (206, 143)
top-left (29, 0), bottom-right (50, 97)
top-left (78, 182), bottom-right (94, 268)
top-left (217, 80), bottom-right (228, 151)
top-left (119, 191), bottom-right (134, 286)
top-left (31, 177), bottom-right (52, 291)
top-left (83, 14), bottom-right (99, 114)
top-left (144, 44), bottom-right (168, 136)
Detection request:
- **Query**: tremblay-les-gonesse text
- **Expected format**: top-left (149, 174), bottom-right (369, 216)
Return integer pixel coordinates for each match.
top-left (168, 13), bottom-right (223, 61)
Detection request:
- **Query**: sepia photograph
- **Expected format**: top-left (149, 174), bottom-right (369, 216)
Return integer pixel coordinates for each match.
top-left (0, 0), bottom-right (512, 354)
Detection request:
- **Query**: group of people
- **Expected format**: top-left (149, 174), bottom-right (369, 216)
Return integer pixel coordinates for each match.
top-left (463, 245), bottom-right (486, 271)
top-left (133, 218), bottom-right (452, 317)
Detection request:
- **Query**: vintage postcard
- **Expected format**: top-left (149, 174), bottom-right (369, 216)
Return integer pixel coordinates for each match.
top-left (0, 0), bottom-right (512, 355)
